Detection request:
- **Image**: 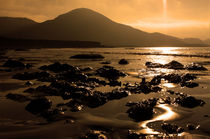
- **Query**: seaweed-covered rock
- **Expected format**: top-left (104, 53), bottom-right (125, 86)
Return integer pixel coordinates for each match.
top-left (6, 93), bottom-right (30, 102)
top-left (126, 98), bottom-right (158, 121)
top-left (161, 123), bottom-right (184, 134)
top-left (3, 59), bottom-right (26, 68)
top-left (25, 98), bottom-right (52, 114)
top-left (186, 63), bottom-right (208, 71)
top-left (119, 59), bottom-right (129, 65)
top-left (175, 96), bottom-right (205, 108)
top-left (70, 54), bottom-right (104, 59)
top-left (96, 66), bottom-right (126, 80)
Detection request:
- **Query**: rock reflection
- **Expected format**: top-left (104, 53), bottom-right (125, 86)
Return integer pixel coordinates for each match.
top-left (138, 104), bottom-right (179, 135)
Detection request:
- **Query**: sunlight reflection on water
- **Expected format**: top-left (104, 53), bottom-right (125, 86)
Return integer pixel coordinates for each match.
top-left (138, 104), bottom-right (179, 135)
top-left (147, 47), bottom-right (180, 54)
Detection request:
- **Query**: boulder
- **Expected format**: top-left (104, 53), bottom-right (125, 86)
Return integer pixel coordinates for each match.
top-left (25, 98), bottom-right (52, 114)
top-left (126, 98), bottom-right (158, 121)
top-left (118, 59), bottom-right (129, 65)
top-left (164, 60), bottom-right (184, 69)
top-left (96, 66), bottom-right (126, 80)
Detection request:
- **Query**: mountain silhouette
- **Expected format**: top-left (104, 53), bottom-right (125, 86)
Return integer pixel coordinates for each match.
top-left (0, 17), bottom-right (37, 36)
top-left (3, 8), bottom-right (186, 46)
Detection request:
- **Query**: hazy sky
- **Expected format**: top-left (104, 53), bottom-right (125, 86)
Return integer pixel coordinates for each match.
top-left (0, 0), bottom-right (210, 39)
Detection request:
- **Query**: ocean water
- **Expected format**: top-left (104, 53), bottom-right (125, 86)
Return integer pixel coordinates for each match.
top-left (1, 47), bottom-right (210, 138)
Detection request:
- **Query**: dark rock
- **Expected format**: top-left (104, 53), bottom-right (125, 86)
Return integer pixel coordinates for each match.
top-left (101, 61), bottom-right (111, 64)
top-left (119, 59), bottom-right (129, 65)
top-left (107, 88), bottom-right (130, 100)
top-left (109, 80), bottom-right (121, 86)
top-left (96, 66), bottom-right (126, 80)
top-left (39, 62), bottom-right (78, 72)
top-left (145, 62), bottom-right (163, 68)
top-left (83, 91), bottom-right (108, 108)
top-left (25, 98), bottom-right (52, 114)
top-left (186, 124), bottom-right (200, 130)
top-left (70, 54), bottom-right (104, 59)
top-left (146, 60), bottom-right (184, 70)
top-left (186, 63), bottom-right (208, 71)
top-left (126, 98), bottom-right (158, 121)
top-left (6, 93), bottom-right (30, 102)
top-left (181, 82), bottom-right (199, 88)
top-left (150, 76), bottom-right (162, 85)
top-left (181, 73), bottom-right (197, 82)
top-left (164, 60), bottom-right (184, 69)
top-left (3, 59), bottom-right (25, 68)
top-left (175, 96), bottom-right (205, 108)
top-left (161, 123), bottom-right (184, 134)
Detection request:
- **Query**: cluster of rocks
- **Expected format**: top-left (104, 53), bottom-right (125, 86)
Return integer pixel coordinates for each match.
top-left (124, 78), bottom-right (162, 94)
top-left (150, 73), bottom-right (199, 88)
top-left (146, 60), bottom-right (207, 71)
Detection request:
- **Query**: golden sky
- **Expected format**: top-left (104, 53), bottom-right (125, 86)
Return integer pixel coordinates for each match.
top-left (0, 0), bottom-right (210, 39)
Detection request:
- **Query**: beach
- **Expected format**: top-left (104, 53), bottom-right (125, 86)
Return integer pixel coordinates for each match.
top-left (0, 47), bottom-right (210, 138)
